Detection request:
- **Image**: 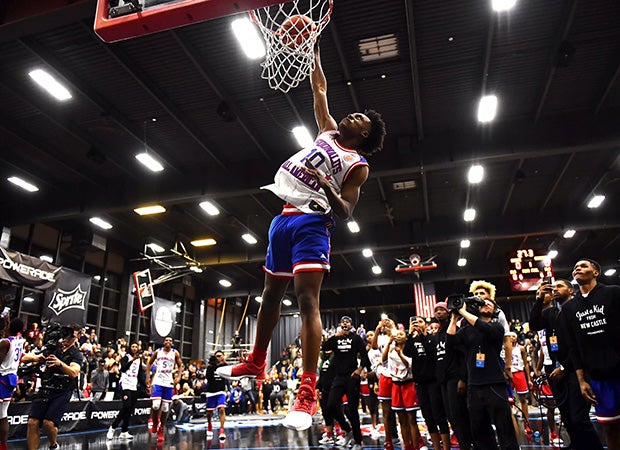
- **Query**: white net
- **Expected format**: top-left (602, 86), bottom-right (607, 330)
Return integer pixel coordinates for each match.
top-left (250, 0), bottom-right (333, 93)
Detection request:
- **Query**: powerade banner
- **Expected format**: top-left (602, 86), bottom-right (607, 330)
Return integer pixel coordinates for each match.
top-left (42, 268), bottom-right (92, 326)
top-left (0, 247), bottom-right (60, 289)
top-left (6, 398), bottom-right (166, 439)
top-left (150, 297), bottom-right (177, 345)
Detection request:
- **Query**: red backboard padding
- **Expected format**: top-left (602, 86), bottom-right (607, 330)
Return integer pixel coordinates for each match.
top-left (94, 0), bottom-right (289, 43)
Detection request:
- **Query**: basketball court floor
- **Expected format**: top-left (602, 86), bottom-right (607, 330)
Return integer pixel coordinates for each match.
top-left (8, 408), bottom-right (608, 449)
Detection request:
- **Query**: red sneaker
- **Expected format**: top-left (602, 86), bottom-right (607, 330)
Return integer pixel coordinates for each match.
top-left (157, 425), bottom-right (165, 442)
top-left (282, 385), bottom-right (317, 431)
top-left (218, 428), bottom-right (226, 441)
top-left (147, 418), bottom-right (155, 433)
top-left (384, 441), bottom-right (394, 450)
top-left (216, 353), bottom-right (266, 380)
top-left (550, 430), bottom-right (563, 447)
top-left (450, 433), bottom-right (459, 447)
top-left (524, 422), bottom-right (533, 435)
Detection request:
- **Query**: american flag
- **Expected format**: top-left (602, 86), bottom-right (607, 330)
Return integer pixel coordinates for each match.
top-left (413, 282), bottom-right (437, 319)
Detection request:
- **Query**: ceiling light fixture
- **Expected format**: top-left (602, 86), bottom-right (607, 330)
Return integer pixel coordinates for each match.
top-left (362, 248), bottom-right (373, 258)
top-left (89, 217), bottom-right (113, 230)
top-left (7, 176), bottom-right (39, 192)
top-left (292, 126), bottom-right (314, 148)
top-left (460, 239), bottom-right (471, 248)
top-left (190, 266), bottom-right (203, 273)
top-left (604, 269), bottom-right (616, 276)
top-left (492, 0), bottom-right (517, 12)
top-left (231, 17), bottom-right (265, 59)
top-left (39, 255), bottom-right (53, 263)
top-left (548, 250), bottom-right (558, 259)
top-left (255, 296), bottom-right (263, 303)
top-left (587, 195), bottom-right (605, 209)
top-left (134, 205), bottom-right (166, 215)
top-left (468, 165), bottom-right (484, 184)
top-left (282, 298), bottom-right (293, 306)
top-left (199, 201), bottom-right (220, 216)
top-left (371, 265), bottom-right (382, 275)
top-left (191, 238), bottom-right (217, 247)
top-left (347, 221), bottom-right (360, 233)
top-left (563, 229), bottom-right (576, 239)
top-left (360, 309), bottom-right (366, 314)
top-left (463, 208), bottom-right (476, 222)
top-left (477, 95), bottom-right (498, 123)
top-left (23, 296), bottom-right (35, 303)
top-left (135, 152), bottom-right (164, 172)
top-left (219, 279), bottom-right (232, 287)
top-left (28, 69), bottom-right (72, 101)
top-left (242, 233), bottom-right (258, 244)
top-left (457, 258), bottom-right (467, 267)
top-left (147, 242), bottom-right (165, 253)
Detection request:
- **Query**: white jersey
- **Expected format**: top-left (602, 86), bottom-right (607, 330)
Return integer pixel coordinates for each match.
top-left (0, 336), bottom-right (24, 376)
top-left (537, 330), bottom-right (553, 366)
top-left (511, 343), bottom-right (525, 372)
top-left (151, 348), bottom-right (178, 388)
top-left (262, 131), bottom-right (368, 214)
top-left (387, 348), bottom-right (412, 381)
top-left (120, 355), bottom-right (141, 391)
top-left (374, 333), bottom-right (391, 376)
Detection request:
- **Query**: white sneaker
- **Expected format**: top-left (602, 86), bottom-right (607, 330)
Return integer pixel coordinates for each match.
top-left (319, 435), bottom-right (335, 445)
top-left (119, 431), bottom-right (133, 440)
top-left (335, 435), bottom-right (347, 446)
top-left (106, 427), bottom-right (115, 440)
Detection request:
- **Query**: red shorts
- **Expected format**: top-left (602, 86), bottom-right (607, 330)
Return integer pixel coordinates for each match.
top-left (512, 371), bottom-right (529, 395)
top-left (360, 383), bottom-right (370, 396)
top-left (391, 379), bottom-right (419, 411)
top-left (378, 374), bottom-right (393, 401)
top-left (538, 381), bottom-right (553, 399)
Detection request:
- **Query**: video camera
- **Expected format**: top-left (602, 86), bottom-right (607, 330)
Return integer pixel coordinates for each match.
top-left (17, 322), bottom-right (75, 390)
top-left (446, 294), bottom-right (487, 316)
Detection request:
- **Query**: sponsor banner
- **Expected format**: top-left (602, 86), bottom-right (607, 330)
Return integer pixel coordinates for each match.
top-left (150, 297), bottom-right (177, 345)
top-left (7, 398), bottom-right (162, 439)
top-left (42, 268), bottom-right (91, 326)
top-left (0, 247), bottom-right (60, 289)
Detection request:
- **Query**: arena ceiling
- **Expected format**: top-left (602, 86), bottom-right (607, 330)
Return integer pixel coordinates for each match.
top-left (1, 0), bottom-right (619, 312)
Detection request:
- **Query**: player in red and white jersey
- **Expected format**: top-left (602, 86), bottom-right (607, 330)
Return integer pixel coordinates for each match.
top-left (508, 332), bottom-right (533, 434)
top-left (0, 317), bottom-right (24, 450)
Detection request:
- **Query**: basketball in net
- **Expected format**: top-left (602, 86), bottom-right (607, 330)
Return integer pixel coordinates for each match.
top-left (278, 15), bottom-right (317, 49)
top-left (250, 0), bottom-right (333, 93)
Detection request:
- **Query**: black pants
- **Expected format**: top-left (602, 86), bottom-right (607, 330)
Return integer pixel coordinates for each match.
top-left (320, 389), bottom-right (334, 427)
top-left (416, 381), bottom-right (449, 434)
top-left (111, 389), bottom-right (138, 432)
top-left (467, 384), bottom-right (519, 450)
top-left (440, 379), bottom-right (473, 449)
top-left (327, 373), bottom-right (362, 444)
top-left (549, 371), bottom-right (604, 450)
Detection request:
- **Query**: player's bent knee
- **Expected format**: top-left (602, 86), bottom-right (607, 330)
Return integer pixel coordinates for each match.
top-left (152, 399), bottom-right (161, 410)
top-left (162, 402), bottom-right (170, 413)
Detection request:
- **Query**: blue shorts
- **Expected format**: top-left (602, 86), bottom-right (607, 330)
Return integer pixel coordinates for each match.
top-left (151, 385), bottom-right (174, 402)
top-left (590, 378), bottom-right (620, 423)
top-left (0, 374), bottom-right (17, 401)
top-left (206, 393), bottom-right (227, 411)
top-left (29, 391), bottom-right (72, 427)
top-left (264, 213), bottom-right (334, 278)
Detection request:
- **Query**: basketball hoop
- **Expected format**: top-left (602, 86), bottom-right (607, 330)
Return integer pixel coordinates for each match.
top-left (250, 0), bottom-right (333, 93)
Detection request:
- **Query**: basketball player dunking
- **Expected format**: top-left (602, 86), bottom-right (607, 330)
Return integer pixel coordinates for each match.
top-left (146, 337), bottom-right (183, 443)
top-left (218, 43), bottom-right (386, 432)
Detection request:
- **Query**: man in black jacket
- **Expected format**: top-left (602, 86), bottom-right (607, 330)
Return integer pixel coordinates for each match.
top-left (529, 279), bottom-right (604, 450)
top-left (562, 259), bottom-right (620, 450)
top-left (405, 316), bottom-right (450, 450)
top-left (434, 302), bottom-right (472, 450)
top-left (321, 316), bottom-right (372, 450)
top-left (447, 299), bottom-right (518, 450)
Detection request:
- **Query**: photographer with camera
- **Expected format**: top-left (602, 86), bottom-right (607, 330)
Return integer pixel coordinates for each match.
top-left (22, 323), bottom-right (82, 450)
top-left (0, 317), bottom-right (25, 450)
top-left (447, 297), bottom-right (518, 450)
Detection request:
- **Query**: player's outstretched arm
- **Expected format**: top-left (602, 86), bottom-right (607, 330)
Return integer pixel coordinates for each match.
top-left (311, 45), bottom-right (337, 133)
